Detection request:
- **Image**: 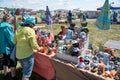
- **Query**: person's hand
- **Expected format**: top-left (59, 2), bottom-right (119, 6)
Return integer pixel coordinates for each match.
top-left (33, 49), bottom-right (38, 54)
top-left (37, 47), bottom-right (45, 53)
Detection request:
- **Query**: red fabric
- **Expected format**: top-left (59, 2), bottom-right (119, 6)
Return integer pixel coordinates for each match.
top-left (13, 16), bottom-right (16, 32)
top-left (58, 31), bottom-right (63, 40)
top-left (33, 52), bottom-right (55, 80)
top-left (15, 9), bottom-right (20, 15)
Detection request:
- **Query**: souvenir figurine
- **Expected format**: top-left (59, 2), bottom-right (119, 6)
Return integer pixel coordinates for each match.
top-left (109, 61), bottom-right (115, 70)
top-left (90, 56), bottom-right (99, 73)
top-left (93, 46), bottom-right (100, 55)
top-left (103, 47), bottom-right (115, 58)
top-left (77, 57), bottom-right (85, 68)
top-left (104, 68), bottom-right (116, 78)
top-left (84, 59), bottom-right (90, 70)
top-left (62, 46), bottom-right (67, 54)
top-left (57, 40), bottom-right (65, 54)
top-left (97, 58), bottom-right (105, 75)
top-left (96, 51), bottom-right (103, 60)
top-left (100, 52), bottom-right (110, 66)
top-left (114, 66), bottom-right (120, 80)
top-left (78, 31), bottom-right (87, 48)
top-left (84, 49), bottom-right (92, 70)
top-left (70, 40), bottom-right (81, 56)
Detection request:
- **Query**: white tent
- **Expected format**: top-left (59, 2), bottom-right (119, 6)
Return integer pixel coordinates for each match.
top-left (104, 40), bottom-right (120, 50)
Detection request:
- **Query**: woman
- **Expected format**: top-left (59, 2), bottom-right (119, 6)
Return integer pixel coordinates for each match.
top-left (0, 13), bottom-right (18, 80)
top-left (13, 16), bottom-right (40, 80)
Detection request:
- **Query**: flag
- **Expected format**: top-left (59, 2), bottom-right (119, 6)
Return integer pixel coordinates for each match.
top-left (13, 16), bottom-right (19, 32)
top-left (95, 0), bottom-right (111, 30)
top-left (45, 6), bottom-right (53, 25)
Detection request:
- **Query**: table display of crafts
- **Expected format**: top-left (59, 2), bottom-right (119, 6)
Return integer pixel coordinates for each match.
top-left (34, 26), bottom-right (120, 79)
top-left (77, 47), bottom-right (120, 79)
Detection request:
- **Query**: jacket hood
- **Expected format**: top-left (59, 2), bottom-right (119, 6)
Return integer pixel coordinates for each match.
top-left (0, 21), bottom-right (9, 29)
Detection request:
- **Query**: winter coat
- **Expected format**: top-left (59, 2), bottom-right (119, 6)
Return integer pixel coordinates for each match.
top-left (0, 21), bottom-right (14, 55)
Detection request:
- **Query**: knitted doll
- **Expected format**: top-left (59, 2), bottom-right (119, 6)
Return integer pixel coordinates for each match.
top-left (77, 57), bottom-right (85, 68)
top-left (57, 40), bottom-right (66, 54)
top-left (90, 56), bottom-right (99, 73)
top-left (114, 65), bottom-right (120, 80)
top-left (84, 49), bottom-right (92, 70)
top-left (70, 40), bottom-right (81, 56)
top-left (97, 58), bottom-right (105, 75)
top-left (103, 68), bottom-right (116, 78)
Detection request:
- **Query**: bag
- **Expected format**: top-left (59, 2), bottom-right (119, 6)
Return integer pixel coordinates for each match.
top-left (10, 46), bottom-right (16, 62)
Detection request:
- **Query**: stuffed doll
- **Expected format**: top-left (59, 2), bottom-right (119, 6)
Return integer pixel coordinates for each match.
top-left (84, 49), bottom-right (92, 70)
top-left (70, 40), bottom-right (81, 56)
top-left (104, 69), bottom-right (116, 78)
top-left (84, 59), bottom-right (90, 70)
top-left (102, 47), bottom-right (115, 57)
top-left (62, 46), bottom-right (67, 54)
top-left (90, 56), bottom-right (99, 73)
top-left (57, 40), bottom-right (66, 54)
top-left (77, 57), bottom-right (85, 68)
top-left (102, 52), bottom-right (111, 66)
top-left (77, 31), bottom-right (87, 48)
top-left (97, 58), bottom-right (105, 75)
top-left (114, 66), bottom-right (120, 80)
top-left (93, 46), bottom-right (100, 55)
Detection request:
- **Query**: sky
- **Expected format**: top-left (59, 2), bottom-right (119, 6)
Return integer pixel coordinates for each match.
top-left (0, 0), bottom-right (120, 10)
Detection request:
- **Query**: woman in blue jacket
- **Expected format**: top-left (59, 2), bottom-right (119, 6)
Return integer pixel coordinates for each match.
top-left (0, 14), bottom-right (18, 80)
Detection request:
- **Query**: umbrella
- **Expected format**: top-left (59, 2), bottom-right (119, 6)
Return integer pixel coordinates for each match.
top-left (95, 0), bottom-right (111, 45)
top-left (45, 6), bottom-right (53, 30)
top-left (45, 6), bottom-right (53, 25)
top-left (95, 0), bottom-right (111, 30)
top-left (97, 5), bottom-right (120, 10)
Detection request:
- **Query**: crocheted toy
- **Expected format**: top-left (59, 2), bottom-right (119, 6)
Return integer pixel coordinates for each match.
top-left (103, 69), bottom-right (116, 78)
top-left (77, 57), bottom-right (85, 68)
top-left (90, 56), bottom-right (99, 73)
top-left (70, 40), bottom-right (80, 56)
top-left (57, 40), bottom-right (66, 54)
top-left (114, 66), bottom-right (120, 80)
top-left (102, 47), bottom-right (115, 57)
top-left (84, 49), bottom-right (92, 70)
top-left (97, 58), bottom-right (105, 75)
top-left (93, 47), bottom-right (100, 55)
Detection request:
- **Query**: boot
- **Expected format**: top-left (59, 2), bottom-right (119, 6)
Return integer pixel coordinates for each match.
top-left (4, 74), bottom-right (9, 80)
top-left (11, 76), bottom-right (19, 80)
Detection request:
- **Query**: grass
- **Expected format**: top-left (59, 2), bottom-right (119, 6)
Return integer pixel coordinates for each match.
top-left (0, 19), bottom-right (120, 80)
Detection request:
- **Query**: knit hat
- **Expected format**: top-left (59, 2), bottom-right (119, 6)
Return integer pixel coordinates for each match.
top-left (20, 15), bottom-right (36, 25)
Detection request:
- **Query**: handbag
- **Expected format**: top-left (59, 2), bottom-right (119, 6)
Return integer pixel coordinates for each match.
top-left (10, 46), bottom-right (16, 62)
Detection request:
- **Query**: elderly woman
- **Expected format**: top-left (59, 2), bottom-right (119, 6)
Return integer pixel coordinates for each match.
top-left (13, 15), bottom-right (40, 80)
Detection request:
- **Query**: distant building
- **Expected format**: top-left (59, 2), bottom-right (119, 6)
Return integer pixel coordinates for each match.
top-left (86, 11), bottom-right (98, 19)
